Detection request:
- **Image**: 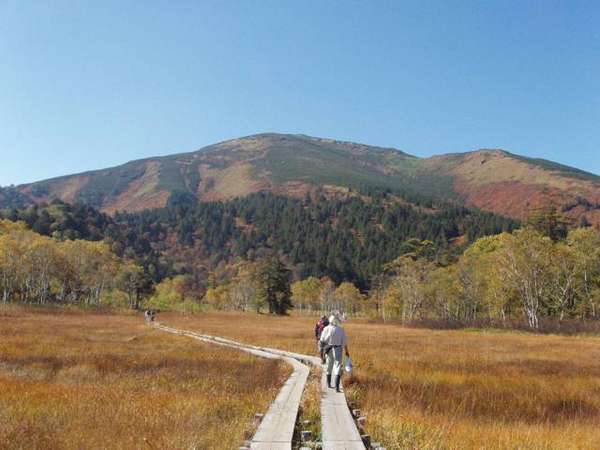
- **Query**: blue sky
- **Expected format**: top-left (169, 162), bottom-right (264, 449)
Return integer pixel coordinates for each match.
top-left (1, 1), bottom-right (598, 185)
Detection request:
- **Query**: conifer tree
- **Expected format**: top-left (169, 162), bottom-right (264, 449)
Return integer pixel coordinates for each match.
top-left (257, 256), bottom-right (293, 315)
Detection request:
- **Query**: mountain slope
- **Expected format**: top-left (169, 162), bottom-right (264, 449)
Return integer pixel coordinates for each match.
top-left (2, 192), bottom-right (518, 289)
top-left (4, 133), bottom-right (600, 225)
top-left (426, 149), bottom-right (600, 225)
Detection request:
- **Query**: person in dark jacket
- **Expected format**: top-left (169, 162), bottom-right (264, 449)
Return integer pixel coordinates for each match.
top-left (315, 315), bottom-right (329, 360)
top-left (315, 315), bottom-right (329, 340)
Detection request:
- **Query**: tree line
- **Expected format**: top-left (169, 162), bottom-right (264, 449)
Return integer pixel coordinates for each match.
top-left (1, 191), bottom-right (517, 292)
top-left (368, 226), bottom-right (600, 329)
top-left (146, 222), bottom-right (600, 330)
top-left (145, 206), bottom-right (600, 330)
top-left (1, 198), bottom-right (599, 329)
top-left (188, 221), bottom-right (600, 330)
top-left (0, 220), bottom-right (149, 308)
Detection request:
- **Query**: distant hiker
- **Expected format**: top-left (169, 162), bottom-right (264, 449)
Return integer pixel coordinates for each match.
top-left (319, 314), bottom-right (350, 393)
top-left (144, 309), bottom-right (156, 323)
top-left (315, 315), bottom-right (329, 357)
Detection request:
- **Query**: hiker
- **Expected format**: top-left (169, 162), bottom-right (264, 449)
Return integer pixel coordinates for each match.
top-left (319, 314), bottom-right (350, 393)
top-left (315, 315), bottom-right (328, 343)
top-left (315, 315), bottom-right (330, 359)
top-left (144, 309), bottom-right (156, 323)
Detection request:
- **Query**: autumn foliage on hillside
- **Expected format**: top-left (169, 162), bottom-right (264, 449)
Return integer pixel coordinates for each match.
top-left (2, 192), bottom-right (517, 291)
top-left (1, 198), bottom-right (599, 330)
top-left (4, 134), bottom-right (598, 228)
top-left (175, 225), bottom-right (600, 331)
top-left (141, 227), bottom-right (600, 333)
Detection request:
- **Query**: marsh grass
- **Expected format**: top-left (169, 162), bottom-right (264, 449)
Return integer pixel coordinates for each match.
top-left (165, 312), bottom-right (600, 450)
top-left (0, 307), bottom-right (289, 449)
top-left (293, 367), bottom-right (321, 449)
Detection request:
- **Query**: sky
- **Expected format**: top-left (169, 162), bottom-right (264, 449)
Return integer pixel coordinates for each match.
top-left (1, 1), bottom-right (598, 186)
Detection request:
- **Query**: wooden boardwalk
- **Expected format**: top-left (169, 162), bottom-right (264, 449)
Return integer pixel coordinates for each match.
top-left (240, 347), bottom-right (365, 449)
top-left (156, 325), bottom-right (365, 450)
top-left (249, 356), bottom-right (308, 450)
top-left (319, 372), bottom-right (365, 450)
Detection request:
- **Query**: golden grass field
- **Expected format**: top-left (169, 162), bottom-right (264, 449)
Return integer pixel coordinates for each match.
top-left (0, 307), bottom-right (289, 450)
top-left (163, 312), bottom-right (600, 450)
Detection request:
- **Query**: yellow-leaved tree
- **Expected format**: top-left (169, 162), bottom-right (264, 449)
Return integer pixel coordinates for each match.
top-left (333, 282), bottom-right (364, 315)
top-left (291, 276), bottom-right (323, 313)
top-left (0, 219), bottom-right (144, 307)
top-left (146, 275), bottom-right (200, 313)
top-left (566, 228), bottom-right (600, 318)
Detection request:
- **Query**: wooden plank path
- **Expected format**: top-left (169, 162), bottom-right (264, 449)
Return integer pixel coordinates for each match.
top-left (319, 372), bottom-right (365, 450)
top-left (245, 348), bottom-right (365, 449)
top-left (155, 324), bottom-right (365, 450)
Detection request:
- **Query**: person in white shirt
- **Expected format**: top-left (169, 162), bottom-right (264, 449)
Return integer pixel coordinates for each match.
top-left (319, 314), bottom-right (351, 392)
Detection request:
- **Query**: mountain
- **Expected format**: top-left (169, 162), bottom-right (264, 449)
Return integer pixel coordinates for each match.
top-left (3, 133), bottom-right (600, 225)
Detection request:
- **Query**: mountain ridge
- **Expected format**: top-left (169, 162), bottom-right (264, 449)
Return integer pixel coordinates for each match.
top-left (2, 133), bottom-right (599, 226)
top-left (7, 133), bottom-right (599, 186)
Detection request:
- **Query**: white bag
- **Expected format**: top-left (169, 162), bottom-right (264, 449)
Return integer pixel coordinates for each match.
top-left (344, 357), bottom-right (353, 373)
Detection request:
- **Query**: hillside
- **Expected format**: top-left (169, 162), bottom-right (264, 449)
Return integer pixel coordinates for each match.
top-left (3, 133), bottom-right (599, 225)
top-left (1, 194), bottom-right (517, 289)
top-left (426, 150), bottom-right (600, 225)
